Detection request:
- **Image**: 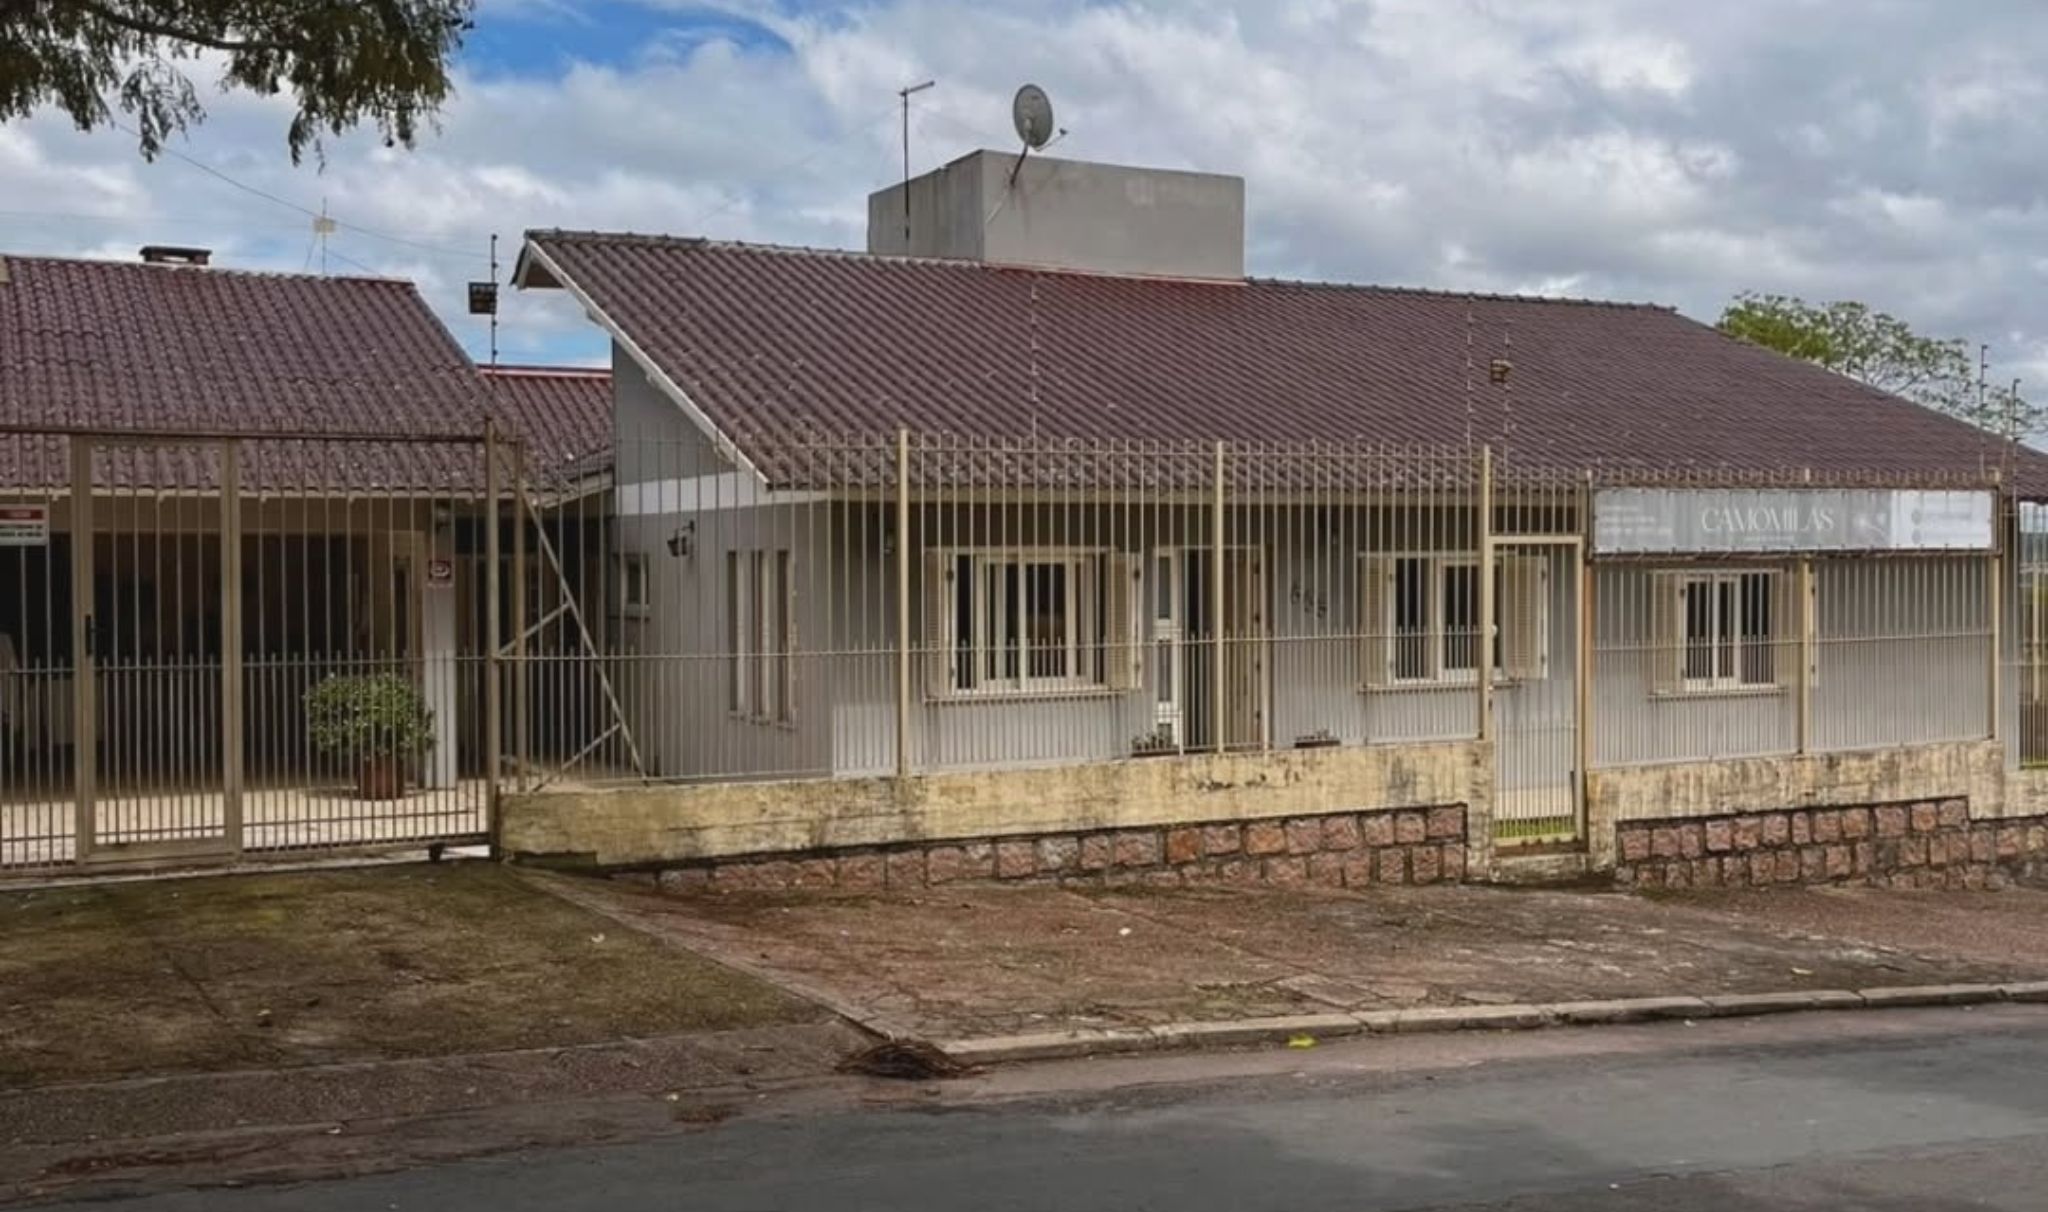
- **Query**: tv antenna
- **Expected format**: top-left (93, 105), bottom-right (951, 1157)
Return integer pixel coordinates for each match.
top-left (897, 79), bottom-right (936, 244)
top-left (312, 199), bottom-right (336, 274)
top-left (1009, 84), bottom-right (1057, 185)
top-left (468, 233), bottom-right (500, 367)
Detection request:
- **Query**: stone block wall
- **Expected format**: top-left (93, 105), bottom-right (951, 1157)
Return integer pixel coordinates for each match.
top-left (641, 804), bottom-right (1470, 894)
top-left (1614, 800), bottom-right (2048, 890)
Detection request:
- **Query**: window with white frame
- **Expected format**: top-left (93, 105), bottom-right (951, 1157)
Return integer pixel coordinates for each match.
top-left (1365, 554), bottom-right (1547, 687)
top-left (924, 549), bottom-right (1141, 699)
top-left (728, 548), bottom-right (795, 722)
top-left (1664, 569), bottom-right (1779, 692)
top-left (726, 551), bottom-right (747, 714)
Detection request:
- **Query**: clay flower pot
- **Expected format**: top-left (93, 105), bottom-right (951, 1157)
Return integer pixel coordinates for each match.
top-left (357, 756), bottom-right (405, 801)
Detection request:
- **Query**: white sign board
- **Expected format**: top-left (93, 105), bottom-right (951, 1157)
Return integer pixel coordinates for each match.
top-left (0, 503), bottom-right (49, 547)
top-left (1594, 488), bottom-right (1995, 555)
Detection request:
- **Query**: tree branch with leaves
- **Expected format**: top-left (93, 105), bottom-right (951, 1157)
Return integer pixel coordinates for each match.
top-left (1, 0), bottom-right (473, 161)
top-left (1718, 292), bottom-right (2041, 441)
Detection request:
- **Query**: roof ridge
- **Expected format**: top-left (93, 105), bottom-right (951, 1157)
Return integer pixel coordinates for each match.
top-left (1245, 275), bottom-right (1674, 311)
top-left (0, 250), bottom-right (413, 288)
top-left (525, 229), bottom-right (1672, 308)
top-left (528, 229), bottom-right (981, 273)
top-left (480, 363), bottom-right (610, 378)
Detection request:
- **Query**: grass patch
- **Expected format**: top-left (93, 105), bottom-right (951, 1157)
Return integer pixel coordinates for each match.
top-left (0, 863), bottom-right (820, 1087)
top-left (1493, 816), bottom-right (1578, 844)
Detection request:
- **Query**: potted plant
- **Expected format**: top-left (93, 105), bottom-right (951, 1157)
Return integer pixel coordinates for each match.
top-left (305, 673), bottom-right (435, 800)
top-left (1131, 727), bottom-right (1179, 758)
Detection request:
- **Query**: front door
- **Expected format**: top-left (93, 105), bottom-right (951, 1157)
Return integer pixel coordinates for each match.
top-left (1151, 550), bottom-right (1186, 746)
top-left (1159, 547), bottom-right (1268, 752)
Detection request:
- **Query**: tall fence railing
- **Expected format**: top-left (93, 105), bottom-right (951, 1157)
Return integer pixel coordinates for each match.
top-left (6, 418), bottom-right (2022, 871)
top-left (2013, 502), bottom-right (2048, 768)
top-left (1, 428), bottom-right (507, 871)
top-left (1590, 466), bottom-right (2005, 768)
top-left (519, 426), bottom-right (2011, 834)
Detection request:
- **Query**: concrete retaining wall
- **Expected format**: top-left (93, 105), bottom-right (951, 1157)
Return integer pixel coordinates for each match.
top-left (502, 741), bottom-right (1492, 875)
top-left (1585, 740), bottom-right (2005, 869)
top-left (642, 804), bottom-right (1469, 893)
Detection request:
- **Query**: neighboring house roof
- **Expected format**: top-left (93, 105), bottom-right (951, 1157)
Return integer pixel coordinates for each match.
top-left (479, 364), bottom-right (612, 486)
top-left (0, 252), bottom-right (489, 491)
top-left (520, 230), bottom-right (2048, 495)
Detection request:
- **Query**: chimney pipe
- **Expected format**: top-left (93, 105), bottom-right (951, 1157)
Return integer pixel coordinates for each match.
top-left (140, 245), bottom-right (212, 266)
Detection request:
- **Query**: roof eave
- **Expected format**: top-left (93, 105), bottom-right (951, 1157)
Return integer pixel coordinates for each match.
top-left (517, 235), bottom-right (771, 488)
top-left (510, 242), bottom-right (562, 290)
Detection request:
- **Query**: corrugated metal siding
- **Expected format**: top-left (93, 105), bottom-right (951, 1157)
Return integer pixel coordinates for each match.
top-left (1811, 556), bottom-right (1990, 751)
top-left (619, 501), bottom-right (833, 781)
top-left (1592, 556), bottom-right (1992, 766)
top-left (1592, 564), bottom-right (1798, 764)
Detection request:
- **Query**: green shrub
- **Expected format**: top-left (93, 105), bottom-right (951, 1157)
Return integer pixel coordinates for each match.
top-left (305, 673), bottom-right (435, 760)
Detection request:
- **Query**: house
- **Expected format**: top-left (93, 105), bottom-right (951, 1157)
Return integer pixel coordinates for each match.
top-left (0, 248), bottom-right (611, 869)
top-left (500, 149), bottom-right (2048, 890)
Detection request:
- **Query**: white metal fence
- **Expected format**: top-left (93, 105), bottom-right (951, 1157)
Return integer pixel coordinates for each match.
top-left (529, 426), bottom-right (2011, 845)
top-left (5, 419), bottom-right (2019, 870)
top-left (0, 428), bottom-right (522, 872)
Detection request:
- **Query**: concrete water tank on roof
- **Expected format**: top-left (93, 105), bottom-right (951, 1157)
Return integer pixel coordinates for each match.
top-left (868, 150), bottom-right (1246, 281)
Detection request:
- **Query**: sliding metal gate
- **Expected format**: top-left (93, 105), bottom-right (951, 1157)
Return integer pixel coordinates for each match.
top-left (1, 429), bottom-right (519, 872)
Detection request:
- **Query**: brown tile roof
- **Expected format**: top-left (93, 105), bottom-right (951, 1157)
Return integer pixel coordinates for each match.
top-left (479, 364), bottom-right (611, 486)
top-left (1, 252), bottom-right (490, 491)
top-left (523, 231), bottom-right (2048, 495)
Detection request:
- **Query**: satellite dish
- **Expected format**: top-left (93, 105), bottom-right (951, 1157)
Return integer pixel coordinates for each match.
top-left (1012, 84), bottom-right (1055, 150)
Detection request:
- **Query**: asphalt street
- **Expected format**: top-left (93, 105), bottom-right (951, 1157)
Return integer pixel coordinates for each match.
top-left (42, 1007), bottom-right (2048, 1211)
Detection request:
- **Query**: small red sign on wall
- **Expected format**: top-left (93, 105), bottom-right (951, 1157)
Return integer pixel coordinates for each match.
top-left (0, 504), bottom-right (49, 547)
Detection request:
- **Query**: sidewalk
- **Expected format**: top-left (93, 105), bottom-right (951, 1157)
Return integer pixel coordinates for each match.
top-left (543, 875), bottom-right (2048, 1053)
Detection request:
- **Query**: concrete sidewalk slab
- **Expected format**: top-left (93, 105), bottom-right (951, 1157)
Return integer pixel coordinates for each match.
top-left (540, 876), bottom-right (2048, 1070)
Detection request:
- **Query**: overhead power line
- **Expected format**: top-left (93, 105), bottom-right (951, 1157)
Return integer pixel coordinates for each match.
top-left (109, 119), bottom-right (489, 261)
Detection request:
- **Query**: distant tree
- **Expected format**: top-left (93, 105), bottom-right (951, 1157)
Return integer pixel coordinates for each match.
top-left (1, 0), bottom-right (474, 162)
top-left (1718, 292), bottom-right (2040, 440)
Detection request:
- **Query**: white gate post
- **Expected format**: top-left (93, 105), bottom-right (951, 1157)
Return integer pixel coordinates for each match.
top-left (1477, 445), bottom-right (1495, 742)
top-left (220, 441), bottom-right (244, 849)
top-left (422, 526), bottom-right (459, 790)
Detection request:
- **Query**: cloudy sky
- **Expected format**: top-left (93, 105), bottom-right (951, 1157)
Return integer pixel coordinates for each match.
top-left (6, 0), bottom-right (2046, 382)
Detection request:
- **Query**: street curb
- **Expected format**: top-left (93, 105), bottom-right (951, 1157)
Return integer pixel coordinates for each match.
top-left (931, 982), bottom-right (2035, 1066)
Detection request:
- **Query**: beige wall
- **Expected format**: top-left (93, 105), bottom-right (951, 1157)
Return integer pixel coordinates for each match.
top-left (1585, 739), bottom-right (2006, 869)
top-left (504, 740), bottom-right (1492, 872)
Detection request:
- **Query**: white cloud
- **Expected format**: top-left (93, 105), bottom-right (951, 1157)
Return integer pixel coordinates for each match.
top-left (1558, 34), bottom-right (1695, 97)
top-left (2, 0), bottom-right (2046, 388)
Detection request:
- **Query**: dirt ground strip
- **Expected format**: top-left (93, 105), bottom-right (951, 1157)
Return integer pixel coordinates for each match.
top-left (0, 862), bottom-right (825, 1088)
top-left (582, 878), bottom-right (2048, 1040)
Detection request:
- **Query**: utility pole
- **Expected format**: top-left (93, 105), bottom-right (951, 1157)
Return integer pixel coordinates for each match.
top-left (898, 80), bottom-right (936, 246)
